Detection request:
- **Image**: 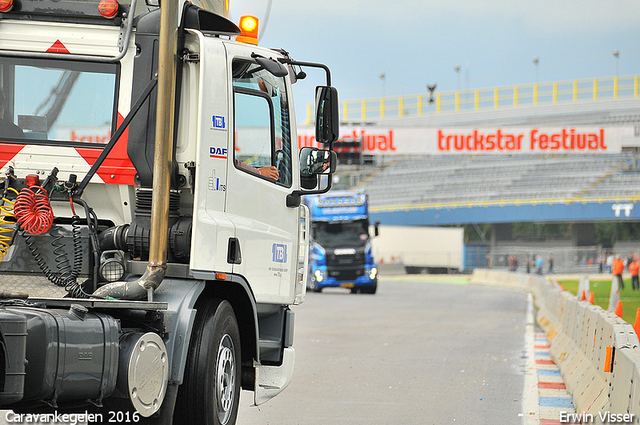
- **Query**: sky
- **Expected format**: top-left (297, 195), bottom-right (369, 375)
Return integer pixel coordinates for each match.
top-left (228, 0), bottom-right (640, 123)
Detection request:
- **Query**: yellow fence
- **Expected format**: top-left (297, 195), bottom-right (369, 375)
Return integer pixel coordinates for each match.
top-left (306, 75), bottom-right (640, 125)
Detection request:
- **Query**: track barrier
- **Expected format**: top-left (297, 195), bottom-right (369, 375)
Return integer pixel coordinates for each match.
top-left (470, 269), bottom-right (640, 420)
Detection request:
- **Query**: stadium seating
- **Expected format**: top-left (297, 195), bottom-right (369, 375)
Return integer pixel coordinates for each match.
top-left (342, 153), bottom-right (640, 208)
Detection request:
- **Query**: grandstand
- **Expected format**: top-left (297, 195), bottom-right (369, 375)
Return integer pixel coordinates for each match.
top-left (342, 152), bottom-right (640, 209)
top-left (322, 75), bottom-right (640, 215)
top-left (321, 75), bottom-right (640, 273)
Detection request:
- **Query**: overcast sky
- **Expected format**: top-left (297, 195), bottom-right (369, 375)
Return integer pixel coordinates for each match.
top-left (228, 0), bottom-right (640, 122)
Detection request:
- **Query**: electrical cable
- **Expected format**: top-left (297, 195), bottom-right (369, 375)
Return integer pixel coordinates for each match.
top-left (11, 186), bottom-right (91, 298)
top-left (258, 0), bottom-right (272, 42)
top-left (0, 187), bottom-right (19, 262)
top-left (13, 186), bottom-right (54, 235)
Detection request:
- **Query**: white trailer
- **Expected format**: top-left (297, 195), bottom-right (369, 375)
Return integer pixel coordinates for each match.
top-left (372, 225), bottom-right (464, 273)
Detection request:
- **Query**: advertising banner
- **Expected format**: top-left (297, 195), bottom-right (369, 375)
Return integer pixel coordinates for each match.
top-left (298, 126), bottom-right (638, 155)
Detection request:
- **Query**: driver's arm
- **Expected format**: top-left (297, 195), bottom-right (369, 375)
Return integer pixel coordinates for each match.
top-left (235, 160), bottom-right (279, 181)
top-left (258, 166), bottom-right (279, 180)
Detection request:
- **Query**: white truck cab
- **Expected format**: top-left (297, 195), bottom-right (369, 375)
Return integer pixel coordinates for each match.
top-left (0, 0), bottom-right (338, 423)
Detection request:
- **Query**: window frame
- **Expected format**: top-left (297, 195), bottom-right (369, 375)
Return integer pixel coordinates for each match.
top-left (232, 75), bottom-right (293, 188)
top-left (0, 56), bottom-right (120, 148)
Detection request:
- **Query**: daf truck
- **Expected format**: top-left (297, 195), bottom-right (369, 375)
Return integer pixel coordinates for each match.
top-left (0, 0), bottom-right (339, 423)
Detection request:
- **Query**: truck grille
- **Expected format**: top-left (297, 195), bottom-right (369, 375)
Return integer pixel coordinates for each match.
top-left (326, 248), bottom-right (365, 281)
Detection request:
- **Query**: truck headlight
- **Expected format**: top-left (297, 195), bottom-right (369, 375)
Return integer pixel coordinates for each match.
top-left (314, 269), bottom-right (325, 282)
top-left (367, 267), bottom-right (377, 280)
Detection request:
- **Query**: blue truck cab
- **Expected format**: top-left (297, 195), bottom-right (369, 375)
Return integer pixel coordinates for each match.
top-left (305, 190), bottom-right (378, 294)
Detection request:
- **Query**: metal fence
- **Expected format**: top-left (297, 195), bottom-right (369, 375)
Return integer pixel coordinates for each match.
top-left (484, 246), bottom-right (604, 274)
top-left (306, 74), bottom-right (640, 125)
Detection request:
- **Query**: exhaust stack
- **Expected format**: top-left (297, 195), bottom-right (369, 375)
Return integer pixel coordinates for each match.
top-left (94, 0), bottom-right (179, 300)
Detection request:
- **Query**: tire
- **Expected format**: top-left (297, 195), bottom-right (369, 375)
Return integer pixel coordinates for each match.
top-left (361, 283), bottom-right (377, 294)
top-left (174, 299), bottom-right (241, 425)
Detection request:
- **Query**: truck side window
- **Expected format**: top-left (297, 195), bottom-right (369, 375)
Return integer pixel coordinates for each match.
top-left (232, 59), bottom-right (292, 187)
top-left (234, 90), bottom-right (273, 170)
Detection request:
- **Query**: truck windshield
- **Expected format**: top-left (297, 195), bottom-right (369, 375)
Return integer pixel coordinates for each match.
top-left (312, 219), bottom-right (370, 248)
top-left (0, 57), bottom-right (117, 144)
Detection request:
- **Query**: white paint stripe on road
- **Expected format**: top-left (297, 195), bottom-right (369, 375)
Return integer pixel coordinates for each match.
top-left (522, 293), bottom-right (540, 425)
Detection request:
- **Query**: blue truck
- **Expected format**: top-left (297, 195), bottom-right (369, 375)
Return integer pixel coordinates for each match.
top-left (305, 190), bottom-right (379, 294)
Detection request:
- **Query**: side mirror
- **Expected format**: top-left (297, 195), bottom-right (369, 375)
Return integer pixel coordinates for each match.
top-left (315, 86), bottom-right (339, 145)
top-left (299, 147), bottom-right (336, 189)
top-left (255, 56), bottom-right (288, 77)
top-left (374, 221), bottom-right (380, 237)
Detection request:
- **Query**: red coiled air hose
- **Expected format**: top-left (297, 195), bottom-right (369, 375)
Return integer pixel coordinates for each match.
top-left (14, 186), bottom-right (54, 235)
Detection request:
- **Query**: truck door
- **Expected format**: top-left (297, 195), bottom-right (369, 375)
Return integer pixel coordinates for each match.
top-left (223, 45), bottom-right (298, 304)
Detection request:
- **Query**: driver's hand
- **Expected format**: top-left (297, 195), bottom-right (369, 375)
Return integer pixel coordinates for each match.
top-left (259, 166), bottom-right (279, 180)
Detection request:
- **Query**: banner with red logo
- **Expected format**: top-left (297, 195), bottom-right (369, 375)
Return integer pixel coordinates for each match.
top-left (298, 126), bottom-right (638, 155)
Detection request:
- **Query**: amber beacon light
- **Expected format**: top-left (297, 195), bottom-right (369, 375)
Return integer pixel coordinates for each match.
top-left (236, 15), bottom-right (259, 45)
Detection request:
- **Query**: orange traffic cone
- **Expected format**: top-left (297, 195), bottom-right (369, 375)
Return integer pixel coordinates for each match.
top-left (634, 309), bottom-right (640, 336)
top-left (589, 292), bottom-right (595, 304)
top-left (615, 301), bottom-right (624, 318)
top-left (580, 289), bottom-right (586, 301)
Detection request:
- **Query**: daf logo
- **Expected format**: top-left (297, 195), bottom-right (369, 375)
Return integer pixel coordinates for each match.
top-left (612, 203), bottom-right (634, 218)
top-left (334, 248), bottom-right (356, 255)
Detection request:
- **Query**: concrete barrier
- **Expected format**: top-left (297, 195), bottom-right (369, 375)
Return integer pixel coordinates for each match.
top-left (471, 269), bottom-right (640, 420)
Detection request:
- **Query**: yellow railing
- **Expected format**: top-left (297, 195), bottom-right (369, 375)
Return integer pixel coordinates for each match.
top-left (306, 75), bottom-right (640, 125)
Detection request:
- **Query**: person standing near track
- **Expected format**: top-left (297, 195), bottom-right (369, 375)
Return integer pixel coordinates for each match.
top-left (629, 254), bottom-right (639, 291)
top-left (613, 255), bottom-right (626, 290)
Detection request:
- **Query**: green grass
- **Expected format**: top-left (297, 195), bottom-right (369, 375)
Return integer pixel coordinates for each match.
top-left (558, 278), bottom-right (640, 326)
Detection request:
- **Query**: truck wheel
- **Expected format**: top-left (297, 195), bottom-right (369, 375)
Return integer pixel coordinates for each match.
top-left (174, 299), bottom-right (241, 425)
top-left (362, 283), bottom-right (377, 294)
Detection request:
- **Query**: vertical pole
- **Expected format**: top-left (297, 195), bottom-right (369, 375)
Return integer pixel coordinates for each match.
top-left (533, 84), bottom-right (538, 106)
top-left (474, 90), bottom-right (479, 111)
top-left (149, 0), bottom-right (179, 273)
top-left (635, 76), bottom-right (639, 98)
top-left (398, 97), bottom-right (404, 118)
top-left (417, 95), bottom-right (422, 116)
top-left (573, 81), bottom-right (578, 102)
top-left (455, 92), bottom-right (460, 112)
top-left (380, 98), bottom-right (385, 119)
top-left (361, 100), bottom-right (367, 122)
top-left (306, 103), bottom-right (312, 125)
top-left (614, 77), bottom-right (618, 99)
top-left (593, 79), bottom-right (598, 101)
top-left (493, 88), bottom-right (499, 109)
top-left (343, 102), bottom-right (348, 122)
top-left (552, 82), bottom-right (558, 104)
top-left (513, 86), bottom-right (518, 107)
top-left (436, 94), bottom-right (441, 114)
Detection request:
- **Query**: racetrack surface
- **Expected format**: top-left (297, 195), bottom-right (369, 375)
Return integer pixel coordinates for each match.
top-left (238, 276), bottom-right (529, 425)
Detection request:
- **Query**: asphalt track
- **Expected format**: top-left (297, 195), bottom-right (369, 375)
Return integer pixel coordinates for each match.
top-left (0, 276), bottom-right (533, 425)
top-left (237, 276), bottom-right (530, 425)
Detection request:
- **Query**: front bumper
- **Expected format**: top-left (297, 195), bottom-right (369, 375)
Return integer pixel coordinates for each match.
top-left (311, 268), bottom-right (377, 290)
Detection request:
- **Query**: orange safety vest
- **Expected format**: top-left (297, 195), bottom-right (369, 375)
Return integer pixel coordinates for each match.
top-left (613, 258), bottom-right (625, 275)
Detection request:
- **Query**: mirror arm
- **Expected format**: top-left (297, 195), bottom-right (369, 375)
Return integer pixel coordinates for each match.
top-left (291, 175), bottom-right (333, 198)
top-left (278, 58), bottom-right (332, 86)
top-left (287, 175), bottom-right (333, 208)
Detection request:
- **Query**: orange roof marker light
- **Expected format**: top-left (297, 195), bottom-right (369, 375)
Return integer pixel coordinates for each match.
top-left (236, 15), bottom-right (259, 45)
top-left (0, 0), bottom-right (14, 13)
top-left (98, 0), bottom-right (119, 19)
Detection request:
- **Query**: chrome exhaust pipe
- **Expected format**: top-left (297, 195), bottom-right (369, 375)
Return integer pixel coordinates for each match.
top-left (93, 0), bottom-right (179, 300)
